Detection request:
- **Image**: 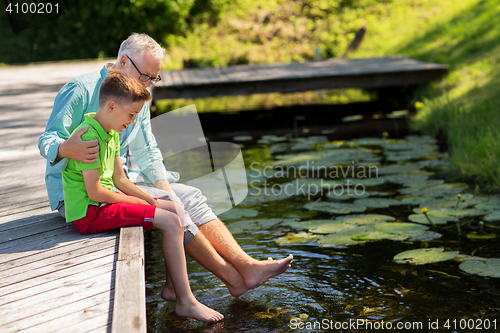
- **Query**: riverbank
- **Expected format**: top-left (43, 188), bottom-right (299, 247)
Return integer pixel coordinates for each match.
top-left (163, 0), bottom-right (500, 190)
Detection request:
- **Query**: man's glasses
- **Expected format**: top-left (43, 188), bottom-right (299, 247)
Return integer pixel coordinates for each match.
top-left (126, 55), bottom-right (162, 84)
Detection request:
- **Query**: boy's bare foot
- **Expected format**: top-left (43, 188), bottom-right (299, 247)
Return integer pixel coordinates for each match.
top-left (243, 254), bottom-right (293, 289)
top-left (161, 276), bottom-right (176, 302)
top-left (175, 300), bottom-right (224, 322)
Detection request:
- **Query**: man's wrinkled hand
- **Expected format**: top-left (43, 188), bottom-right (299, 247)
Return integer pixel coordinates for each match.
top-left (58, 126), bottom-right (99, 163)
top-left (154, 180), bottom-right (177, 197)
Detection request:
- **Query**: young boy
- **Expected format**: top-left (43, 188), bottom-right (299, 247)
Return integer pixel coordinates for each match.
top-left (62, 70), bottom-right (224, 322)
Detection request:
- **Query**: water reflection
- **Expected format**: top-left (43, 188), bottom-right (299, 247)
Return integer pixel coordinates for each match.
top-left (145, 132), bottom-right (500, 332)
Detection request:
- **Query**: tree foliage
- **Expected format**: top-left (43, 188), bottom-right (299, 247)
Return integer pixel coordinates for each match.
top-left (0, 0), bottom-right (231, 63)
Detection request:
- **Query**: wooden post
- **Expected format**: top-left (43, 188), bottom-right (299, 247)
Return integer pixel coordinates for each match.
top-left (111, 227), bottom-right (146, 333)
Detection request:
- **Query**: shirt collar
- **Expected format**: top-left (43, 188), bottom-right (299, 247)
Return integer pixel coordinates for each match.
top-left (84, 113), bottom-right (112, 142)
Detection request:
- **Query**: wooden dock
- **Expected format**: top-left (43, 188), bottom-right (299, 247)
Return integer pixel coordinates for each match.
top-left (0, 56), bottom-right (449, 332)
top-left (0, 61), bottom-right (146, 333)
top-left (153, 56), bottom-right (449, 100)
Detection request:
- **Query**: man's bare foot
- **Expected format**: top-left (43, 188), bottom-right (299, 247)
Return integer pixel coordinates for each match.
top-left (175, 300), bottom-right (224, 322)
top-left (243, 254), bottom-right (293, 289)
top-left (226, 278), bottom-right (250, 297)
top-left (161, 277), bottom-right (176, 302)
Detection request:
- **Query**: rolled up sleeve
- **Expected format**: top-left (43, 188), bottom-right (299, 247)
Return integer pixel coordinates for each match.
top-left (38, 82), bottom-right (87, 168)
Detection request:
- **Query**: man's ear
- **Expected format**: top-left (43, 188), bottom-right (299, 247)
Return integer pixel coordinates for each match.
top-left (118, 54), bottom-right (128, 69)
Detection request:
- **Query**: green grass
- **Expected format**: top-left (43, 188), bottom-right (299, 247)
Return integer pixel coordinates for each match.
top-left (159, 0), bottom-right (500, 189)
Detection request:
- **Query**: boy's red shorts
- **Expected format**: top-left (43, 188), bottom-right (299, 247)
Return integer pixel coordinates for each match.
top-left (72, 202), bottom-right (156, 234)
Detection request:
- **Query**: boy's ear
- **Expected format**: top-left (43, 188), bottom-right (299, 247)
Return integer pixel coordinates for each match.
top-left (107, 100), bottom-right (117, 113)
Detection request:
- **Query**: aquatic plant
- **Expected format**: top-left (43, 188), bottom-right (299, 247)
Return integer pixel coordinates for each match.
top-left (421, 207), bottom-right (436, 228)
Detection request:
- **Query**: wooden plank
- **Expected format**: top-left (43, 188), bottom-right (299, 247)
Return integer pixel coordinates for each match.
top-left (16, 295), bottom-right (113, 333)
top-left (170, 70), bottom-right (184, 87)
top-left (0, 230), bottom-right (117, 265)
top-left (0, 205), bottom-right (53, 225)
top-left (0, 201), bottom-right (50, 218)
top-left (0, 186), bottom-right (48, 209)
top-left (0, 223), bottom-right (77, 255)
top-left (0, 256), bottom-right (115, 304)
top-left (0, 273), bottom-right (114, 327)
top-left (0, 215), bottom-right (65, 244)
top-left (111, 226), bottom-right (146, 333)
top-left (0, 246), bottom-right (117, 297)
top-left (0, 236), bottom-right (115, 272)
top-left (51, 313), bottom-right (111, 333)
top-left (0, 239), bottom-right (117, 282)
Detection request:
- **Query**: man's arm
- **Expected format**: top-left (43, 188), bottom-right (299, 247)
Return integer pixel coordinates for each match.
top-left (83, 167), bottom-right (150, 206)
top-left (126, 104), bottom-right (179, 192)
top-left (38, 81), bottom-right (99, 166)
top-left (56, 127), bottom-right (99, 163)
top-left (112, 156), bottom-right (161, 208)
top-left (153, 179), bottom-right (176, 195)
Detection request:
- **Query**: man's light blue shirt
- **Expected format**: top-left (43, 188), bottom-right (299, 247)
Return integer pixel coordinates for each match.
top-left (38, 64), bottom-right (180, 211)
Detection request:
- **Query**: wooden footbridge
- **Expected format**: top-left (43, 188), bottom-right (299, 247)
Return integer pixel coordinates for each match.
top-left (153, 56), bottom-right (448, 100)
top-left (0, 56), bottom-right (448, 333)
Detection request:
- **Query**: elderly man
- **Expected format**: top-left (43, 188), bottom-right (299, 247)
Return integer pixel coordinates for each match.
top-left (39, 33), bottom-right (292, 299)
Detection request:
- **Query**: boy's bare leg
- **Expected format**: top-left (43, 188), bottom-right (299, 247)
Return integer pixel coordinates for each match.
top-left (154, 202), bottom-right (224, 322)
top-left (162, 233), bottom-right (250, 301)
top-left (199, 219), bottom-right (293, 289)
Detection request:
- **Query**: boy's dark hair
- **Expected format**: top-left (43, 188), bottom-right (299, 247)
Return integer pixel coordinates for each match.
top-left (99, 69), bottom-right (151, 107)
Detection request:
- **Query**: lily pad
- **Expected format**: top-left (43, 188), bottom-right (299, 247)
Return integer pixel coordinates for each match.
top-left (408, 214), bottom-right (453, 225)
top-left (335, 214), bottom-right (396, 224)
top-left (326, 190), bottom-right (370, 200)
top-left (373, 222), bottom-right (428, 234)
top-left (394, 248), bottom-right (459, 265)
top-left (276, 232), bottom-right (318, 245)
top-left (466, 232), bottom-right (496, 241)
top-left (227, 218), bottom-right (295, 234)
top-left (283, 210), bottom-right (317, 219)
top-left (381, 174), bottom-right (429, 185)
top-left (459, 259), bottom-right (500, 277)
top-left (400, 196), bottom-right (431, 205)
top-left (291, 142), bottom-right (316, 151)
top-left (475, 203), bottom-right (499, 211)
top-left (354, 198), bottom-right (402, 209)
top-left (233, 135), bottom-right (253, 142)
top-left (384, 141), bottom-right (421, 151)
top-left (406, 231), bottom-right (442, 242)
top-left (304, 201), bottom-right (366, 214)
top-left (341, 178), bottom-right (386, 187)
top-left (281, 219), bottom-right (339, 231)
top-left (377, 163), bottom-right (422, 175)
top-left (309, 222), bottom-right (356, 234)
top-left (352, 230), bottom-right (405, 241)
top-left (484, 211), bottom-right (500, 222)
top-left (219, 208), bottom-right (259, 220)
top-left (317, 227), bottom-right (372, 247)
top-left (354, 137), bottom-right (384, 146)
top-left (385, 152), bottom-right (415, 163)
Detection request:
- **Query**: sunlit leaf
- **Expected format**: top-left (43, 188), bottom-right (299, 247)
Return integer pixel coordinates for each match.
top-left (394, 248), bottom-right (459, 265)
top-left (459, 259), bottom-right (500, 277)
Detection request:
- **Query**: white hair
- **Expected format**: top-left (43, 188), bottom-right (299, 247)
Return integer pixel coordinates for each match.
top-left (117, 33), bottom-right (165, 62)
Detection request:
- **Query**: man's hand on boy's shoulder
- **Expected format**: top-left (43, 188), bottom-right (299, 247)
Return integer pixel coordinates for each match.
top-left (57, 126), bottom-right (99, 163)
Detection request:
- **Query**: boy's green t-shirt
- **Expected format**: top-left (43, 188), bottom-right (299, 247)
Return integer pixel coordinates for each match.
top-left (62, 113), bottom-right (120, 222)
